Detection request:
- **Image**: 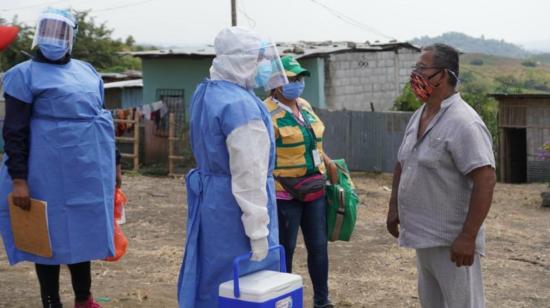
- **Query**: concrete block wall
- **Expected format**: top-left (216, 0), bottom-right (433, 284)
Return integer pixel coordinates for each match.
top-left (324, 48), bottom-right (418, 111)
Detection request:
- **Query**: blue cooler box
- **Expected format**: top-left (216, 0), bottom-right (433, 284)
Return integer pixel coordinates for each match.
top-left (218, 245), bottom-right (303, 308)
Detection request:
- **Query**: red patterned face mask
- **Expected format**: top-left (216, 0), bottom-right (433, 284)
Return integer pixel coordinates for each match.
top-left (410, 70), bottom-right (441, 102)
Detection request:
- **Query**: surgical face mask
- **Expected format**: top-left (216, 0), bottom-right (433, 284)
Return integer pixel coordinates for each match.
top-left (32, 9), bottom-right (76, 59)
top-left (39, 43), bottom-right (69, 61)
top-left (409, 70), bottom-right (442, 102)
top-left (281, 81), bottom-right (305, 101)
top-left (254, 61), bottom-right (273, 89)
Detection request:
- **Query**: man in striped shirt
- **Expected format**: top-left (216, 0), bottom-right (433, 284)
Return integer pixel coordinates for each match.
top-left (387, 44), bottom-right (496, 308)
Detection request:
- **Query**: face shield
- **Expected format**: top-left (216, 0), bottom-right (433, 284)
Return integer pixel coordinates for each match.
top-left (210, 27), bottom-right (288, 90)
top-left (253, 41), bottom-right (288, 91)
top-left (31, 8), bottom-right (76, 52)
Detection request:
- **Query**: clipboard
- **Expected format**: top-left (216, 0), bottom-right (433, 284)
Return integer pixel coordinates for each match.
top-left (8, 194), bottom-right (52, 258)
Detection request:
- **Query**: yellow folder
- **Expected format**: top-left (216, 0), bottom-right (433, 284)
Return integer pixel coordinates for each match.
top-left (8, 194), bottom-right (52, 258)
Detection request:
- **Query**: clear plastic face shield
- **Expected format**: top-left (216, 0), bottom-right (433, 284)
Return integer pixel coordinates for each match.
top-left (254, 41), bottom-right (288, 91)
top-left (31, 9), bottom-right (76, 52)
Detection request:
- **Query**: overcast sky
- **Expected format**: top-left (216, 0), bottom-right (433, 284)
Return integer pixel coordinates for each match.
top-left (1, 0), bottom-right (547, 49)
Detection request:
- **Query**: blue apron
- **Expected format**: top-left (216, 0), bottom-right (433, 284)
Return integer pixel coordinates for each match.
top-left (177, 80), bottom-right (279, 308)
top-left (0, 59), bottom-right (115, 265)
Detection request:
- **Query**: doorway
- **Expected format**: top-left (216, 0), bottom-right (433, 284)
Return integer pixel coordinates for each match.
top-left (502, 128), bottom-right (527, 183)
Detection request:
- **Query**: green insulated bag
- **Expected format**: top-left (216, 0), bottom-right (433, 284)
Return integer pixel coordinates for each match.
top-left (326, 159), bottom-right (359, 242)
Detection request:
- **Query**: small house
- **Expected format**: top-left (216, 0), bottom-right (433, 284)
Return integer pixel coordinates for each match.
top-left (131, 41), bottom-right (420, 116)
top-left (492, 93), bottom-right (550, 183)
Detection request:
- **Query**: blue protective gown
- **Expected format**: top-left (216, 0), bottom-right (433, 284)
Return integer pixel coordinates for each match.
top-left (0, 58), bottom-right (115, 265)
top-left (177, 80), bottom-right (279, 308)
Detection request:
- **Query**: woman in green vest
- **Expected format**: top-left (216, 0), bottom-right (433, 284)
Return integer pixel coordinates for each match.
top-left (264, 55), bottom-right (337, 308)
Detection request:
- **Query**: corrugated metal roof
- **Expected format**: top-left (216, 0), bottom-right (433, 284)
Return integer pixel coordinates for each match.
top-left (104, 79), bottom-right (143, 89)
top-left (100, 72), bottom-right (127, 79)
top-left (490, 93), bottom-right (550, 100)
top-left (100, 71), bottom-right (142, 79)
top-left (130, 41), bottom-right (420, 59)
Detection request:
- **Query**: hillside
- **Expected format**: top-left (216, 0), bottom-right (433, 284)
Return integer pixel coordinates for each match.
top-left (409, 31), bottom-right (550, 94)
top-left (460, 53), bottom-right (550, 94)
top-left (411, 32), bottom-right (529, 59)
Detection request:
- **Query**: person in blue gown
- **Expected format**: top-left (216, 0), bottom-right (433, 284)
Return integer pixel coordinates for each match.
top-left (177, 26), bottom-right (288, 308)
top-left (0, 8), bottom-right (118, 308)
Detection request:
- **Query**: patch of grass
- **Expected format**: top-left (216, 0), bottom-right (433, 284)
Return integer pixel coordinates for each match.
top-left (135, 164), bottom-right (169, 177)
top-left (460, 53), bottom-right (550, 94)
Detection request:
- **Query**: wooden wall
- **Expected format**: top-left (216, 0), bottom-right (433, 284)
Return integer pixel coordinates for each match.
top-left (498, 97), bottom-right (550, 182)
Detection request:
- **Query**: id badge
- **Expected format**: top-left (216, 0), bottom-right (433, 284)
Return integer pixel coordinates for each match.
top-left (312, 149), bottom-right (322, 167)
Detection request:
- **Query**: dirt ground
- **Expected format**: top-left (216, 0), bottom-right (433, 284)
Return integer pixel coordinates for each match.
top-left (1, 173), bottom-right (549, 308)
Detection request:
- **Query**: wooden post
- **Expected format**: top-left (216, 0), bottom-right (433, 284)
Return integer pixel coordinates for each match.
top-left (114, 110), bottom-right (140, 171)
top-left (133, 111), bottom-right (140, 171)
top-left (231, 0), bottom-right (237, 26)
top-left (168, 113), bottom-right (175, 176)
top-left (168, 112), bottom-right (185, 177)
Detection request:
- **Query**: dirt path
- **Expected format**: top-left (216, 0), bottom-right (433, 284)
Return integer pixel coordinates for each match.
top-left (1, 173), bottom-right (549, 307)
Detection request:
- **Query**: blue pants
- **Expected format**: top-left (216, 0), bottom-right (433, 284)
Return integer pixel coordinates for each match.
top-left (277, 197), bottom-right (329, 305)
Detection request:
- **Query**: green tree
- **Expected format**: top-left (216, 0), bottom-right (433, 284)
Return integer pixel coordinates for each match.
top-left (470, 59), bottom-right (484, 66)
top-left (494, 75), bottom-right (524, 94)
top-left (125, 35), bottom-right (135, 47)
top-left (521, 60), bottom-right (537, 67)
top-left (460, 78), bottom-right (499, 148)
top-left (0, 16), bottom-right (34, 71)
top-left (1, 10), bottom-right (146, 72)
top-left (71, 10), bottom-right (140, 71)
top-left (392, 84), bottom-right (422, 111)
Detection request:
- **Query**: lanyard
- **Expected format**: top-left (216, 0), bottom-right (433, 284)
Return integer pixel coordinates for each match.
top-left (300, 107), bottom-right (317, 149)
top-left (274, 98), bottom-right (317, 151)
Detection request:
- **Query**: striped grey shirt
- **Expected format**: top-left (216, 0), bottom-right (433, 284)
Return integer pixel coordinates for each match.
top-left (397, 93), bottom-right (495, 254)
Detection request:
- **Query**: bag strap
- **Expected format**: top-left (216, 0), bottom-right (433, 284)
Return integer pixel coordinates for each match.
top-left (330, 187), bottom-right (346, 241)
top-left (335, 163), bottom-right (350, 177)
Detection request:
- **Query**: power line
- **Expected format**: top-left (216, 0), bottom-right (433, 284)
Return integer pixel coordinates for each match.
top-left (238, 0), bottom-right (256, 28)
top-left (93, 0), bottom-right (153, 12)
top-left (1, 0), bottom-right (67, 12)
top-left (307, 0), bottom-right (396, 41)
top-left (0, 0), bottom-right (150, 14)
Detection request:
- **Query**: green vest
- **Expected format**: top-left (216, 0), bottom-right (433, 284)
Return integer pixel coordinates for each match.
top-left (264, 97), bottom-right (326, 192)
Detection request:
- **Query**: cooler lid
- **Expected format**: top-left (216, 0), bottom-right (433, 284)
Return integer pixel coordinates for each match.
top-left (219, 270), bottom-right (303, 302)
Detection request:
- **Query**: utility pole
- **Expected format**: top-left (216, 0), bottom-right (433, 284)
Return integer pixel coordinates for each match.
top-left (231, 0), bottom-right (237, 26)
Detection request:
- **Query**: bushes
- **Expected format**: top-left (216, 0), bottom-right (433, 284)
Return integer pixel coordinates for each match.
top-left (392, 84), bottom-right (422, 112)
top-left (521, 60), bottom-right (538, 67)
top-left (470, 59), bottom-right (484, 66)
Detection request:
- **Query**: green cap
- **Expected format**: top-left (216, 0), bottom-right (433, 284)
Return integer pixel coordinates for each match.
top-left (281, 55), bottom-right (311, 77)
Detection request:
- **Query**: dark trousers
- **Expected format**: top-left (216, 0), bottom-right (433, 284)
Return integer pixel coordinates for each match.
top-left (277, 197), bottom-right (329, 305)
top-left (35, 262), bottom-right (91, 308)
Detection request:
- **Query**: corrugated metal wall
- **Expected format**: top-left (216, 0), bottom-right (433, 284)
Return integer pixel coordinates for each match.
top-left (105, 87), bottom-right (144, 110)
top-left (528, 160), bottom-right (550, 182)
top-left (121, 88), bottom-right (144, 109)
top-left (314, 108), bottom-right (413, 172)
